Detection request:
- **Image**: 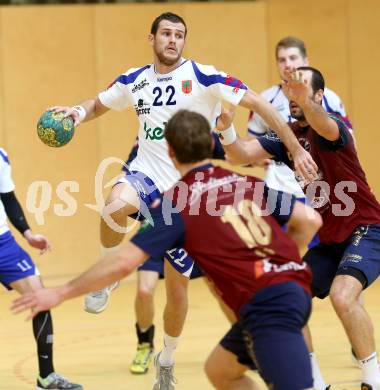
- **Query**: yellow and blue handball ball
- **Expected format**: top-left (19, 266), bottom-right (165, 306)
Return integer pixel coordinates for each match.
top-left (37, 111), bottom-right (75, 147)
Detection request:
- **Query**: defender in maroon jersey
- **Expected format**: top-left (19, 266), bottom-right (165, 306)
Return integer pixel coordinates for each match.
top-left (12, 110), bottom-right (321, 390)
top-left (222, 66), bottom-right (380, 390)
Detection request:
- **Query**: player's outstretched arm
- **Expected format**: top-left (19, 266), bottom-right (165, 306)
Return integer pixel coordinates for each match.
top-left (225, 138), bottom-right (272, 166)
top-left (238, 89), bottom-right (318, 182)
top-left (282, 69), bottom-right (340, 141)
top-left (48, 96), bottom-right (109, 127)
top-left (11, 242), bottom-right (149, 320)
top-left (215, 105), bottom-right (274, 166)
top-left (287, 201), bottom-right (322, 256)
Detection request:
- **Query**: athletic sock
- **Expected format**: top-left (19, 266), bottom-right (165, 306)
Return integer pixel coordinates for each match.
top-left (33, 311), bottom-right (54, 378)
top-left (159, 333), bottom-right (179, 366)
top-left (361, 352), bottom-right (380, 386)
top-left (136, 323), bottom-right (155, 348)
top-left (310, 352), bottom-right (328, 390)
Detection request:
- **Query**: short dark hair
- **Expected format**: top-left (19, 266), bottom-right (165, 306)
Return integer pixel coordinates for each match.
top-left (276, 36), bottom-right (307, 59)
top-left (151, 12), bottom-right (187, 37)
top-left (297, 66), bottom-right (325, 93)
top-left (165, 110), bottom-right (212, 164)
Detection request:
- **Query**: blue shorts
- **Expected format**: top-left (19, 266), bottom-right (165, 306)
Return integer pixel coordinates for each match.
top-left (0, 231), bottom-right (39, 289)
top-left (138, 250), bottom-right (204, 279)
top-left (119, 170), bottom-right (201, 279)
top-left (220, 282), bottom-right (312, 390)
top-left (304, 224), bottom-right (380, 298)
top-left (118, 169), bottom-right (161, 222)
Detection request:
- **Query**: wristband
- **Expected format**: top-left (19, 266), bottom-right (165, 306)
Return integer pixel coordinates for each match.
top-left (71, 105), bottom-right (86, 122)
top-left (217, 125), bottom-right (237, 145)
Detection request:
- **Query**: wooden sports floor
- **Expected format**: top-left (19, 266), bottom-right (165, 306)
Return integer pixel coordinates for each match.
top-left (1, 275), bottom-right (379, 389)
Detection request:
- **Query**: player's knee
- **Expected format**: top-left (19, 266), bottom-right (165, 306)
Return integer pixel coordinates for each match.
top-left (330, 286), bottom-right (354, 313)
top-left (136, 284), bottom-right (155, 302)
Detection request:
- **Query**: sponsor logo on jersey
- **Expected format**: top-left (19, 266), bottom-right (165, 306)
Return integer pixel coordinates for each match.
top-left (157, 76), bottom-right (173, 82)
top-left (143, 122), bottom-right (166, 141)
top-left (182, 80), bottom-right (192, 94)
top-left (132, 78), bottom-right (149, 93)
top-left (255, 258), bottom-right (307, 278)
top-left (134, 99), bottom-right (151, 116)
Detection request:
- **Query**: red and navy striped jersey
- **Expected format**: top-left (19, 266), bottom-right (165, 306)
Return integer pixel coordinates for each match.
top-left (131, 165), bottom-right (311, 317)
top-left (258, 115), bottom-right (380, 244)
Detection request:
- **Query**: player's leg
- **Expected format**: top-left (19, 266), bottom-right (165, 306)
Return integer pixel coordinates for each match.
top-left (130, 267), bottom-right (160, 374)
top-left (330, 224), bottom-right (380, 389)
top-left (302, 242), bottom-right (344, 390)
top-left (244, 282), bottom-right (313, 390)
top-left (153, 254), bottom-right (194, 390)
top-left (205, 324), bottom-right (260, 389)
top-left (85, 180), bottom-right (140, 313)
top-left (11, 276), bottom-right (82, 390)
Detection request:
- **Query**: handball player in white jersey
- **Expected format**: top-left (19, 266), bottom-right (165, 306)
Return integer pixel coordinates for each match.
top-left (49, 13), bottom-right (316, 389)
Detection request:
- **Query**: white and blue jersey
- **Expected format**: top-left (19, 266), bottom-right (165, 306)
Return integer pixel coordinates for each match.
top-left (247, 85), bottom-right (352, 197)
top-left (99, 58), bottom-right (247, 192)
top-left (0, 148), bottom-right (39, 289)
top-left (0, 148), bottom-right (14, 235)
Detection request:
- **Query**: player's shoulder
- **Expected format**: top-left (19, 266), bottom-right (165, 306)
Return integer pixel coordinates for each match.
top-left (0, 148), bottom-right (10, 165)
top-left (261, 84), bottom-right (282, 99)
top-left (115, 64), bottom-right (153, 86)
top-left (323, 87), bottom-right (344, 106)
top-left (189, 60), bottom-right (221, 76)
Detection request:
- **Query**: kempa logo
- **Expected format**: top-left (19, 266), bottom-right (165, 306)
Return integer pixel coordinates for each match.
top-left (143, 122), bottom-right (166, 140)
top-left (132, 78), bottom-right (149, 93)
top-left (157, 76), bottom-right (173, 82)
top-left (134, 99), bottom-right (150, 116)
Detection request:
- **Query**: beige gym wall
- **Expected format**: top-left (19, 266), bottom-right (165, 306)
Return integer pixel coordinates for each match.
top-left (0, 0), bottom-right (378, 275)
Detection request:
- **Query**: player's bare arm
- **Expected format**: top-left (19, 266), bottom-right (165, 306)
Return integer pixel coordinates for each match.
top-left (215, 105), bottom-right (273, 165)
top-left (48, 97), bottom-right (109, 127)
top-left (286, 201), bottom-right (322, 256)
top-left (12, 242), bottom-right (149, 319)
top-left (238, 89), bottom-right (318, 182)
top-left (224, 137), bottom-right (273, 166)
top-left (283, 68), bottom-right (340, 141)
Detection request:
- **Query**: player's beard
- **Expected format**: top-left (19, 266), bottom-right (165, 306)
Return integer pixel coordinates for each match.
top-left (291, 109), bottom-right (306, 121)
top-left (156, 48), bottom-right (181, 67)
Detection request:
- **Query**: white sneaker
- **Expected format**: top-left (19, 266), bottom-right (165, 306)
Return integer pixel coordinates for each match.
top-left (84, 282), bottom-right (119, 314)
top-left (152, 352), bottom-right (177, 390)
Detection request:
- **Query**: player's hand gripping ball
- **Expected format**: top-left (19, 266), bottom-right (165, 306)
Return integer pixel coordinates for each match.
top-left (37, 111), bottom-right (75, 147)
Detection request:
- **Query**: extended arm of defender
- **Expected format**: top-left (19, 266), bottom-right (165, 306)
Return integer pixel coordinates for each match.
top-left (300, 99), bottom-right (340, 141)
top-left (11, 242), bottom-right (149, 319)
top-left (282, 69), bottom-right (339, 141)
top-left (224, 137), bottom-right (273, 166)
top-left (236, 90), bottom-right (317, 181)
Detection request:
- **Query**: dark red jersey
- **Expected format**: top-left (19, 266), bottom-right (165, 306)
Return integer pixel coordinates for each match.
top-left (258, 115), bottom-right (380, 244)
top-left (132, 164), bottom-right (311, 317)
